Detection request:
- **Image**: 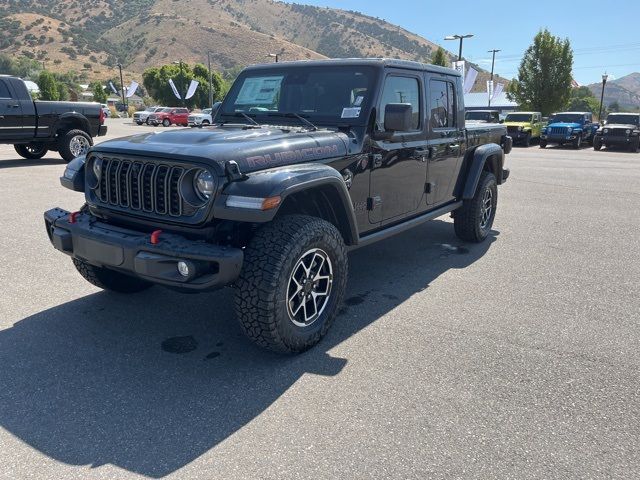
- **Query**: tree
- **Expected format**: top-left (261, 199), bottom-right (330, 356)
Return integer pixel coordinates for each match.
top-left (90, 81), bottom-right (107, 103)
top-left (566, 86), bottom-right (600, 113)
top-left (37, 70), bottom-right (59, 100)
top-left (431, 47), bottom-right (448, 67)
top-left (608, 101), bottom-right (621, 113)
top-left (507, 29), bottom-right (573, 115)
top-left (142, 62), bottom-right (226, 108)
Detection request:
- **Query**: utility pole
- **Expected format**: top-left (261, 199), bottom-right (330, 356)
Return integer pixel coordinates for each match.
top-left (116, 62), bottom-right (127, 113)
top-left (207, 51), bottom-right (214, 109)
top-left (487, 49), bottom-right (500, 107)
top-left (173, 60), bottom-right (185, 106)
top-left (598, 73), bottom-right (608, 121)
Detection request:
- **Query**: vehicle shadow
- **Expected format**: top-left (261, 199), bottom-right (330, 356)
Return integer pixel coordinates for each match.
top-left (0, 219), bottom-right (497, 478)
top-left (0, 157), bottom-right (66, 169)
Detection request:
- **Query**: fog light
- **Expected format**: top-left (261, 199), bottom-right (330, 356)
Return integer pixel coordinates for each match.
top-left (177, 261), bottom-right (190, 277)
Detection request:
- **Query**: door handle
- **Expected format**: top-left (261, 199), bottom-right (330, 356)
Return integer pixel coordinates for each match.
top-left (449, 144), bottom-right (460, 150)
top-left (9, 104), bottom-right (20, 108)
top-left (0, 115), bottom-right (4, 119)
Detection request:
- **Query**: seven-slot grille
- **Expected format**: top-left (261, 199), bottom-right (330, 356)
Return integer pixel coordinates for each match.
top-left (93, 156), bottom-right (192, 218)
top-left (610, 128), bottom-right (630, 136)
top-left (549, 126), bottom-right (568, 135)
top-left (507, 126), bottom-right (520, 135)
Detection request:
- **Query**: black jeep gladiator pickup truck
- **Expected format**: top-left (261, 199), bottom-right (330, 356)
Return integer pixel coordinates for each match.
top-left (0, 75), bottom-right (107, 162)
top-left (45, 59), bottom-right (511, 353)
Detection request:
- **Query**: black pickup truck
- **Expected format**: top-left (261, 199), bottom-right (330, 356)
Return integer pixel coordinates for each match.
top-left (0, 75), bottom-right (107, 162)
top-left (45, 59), bottom-right (511, 353)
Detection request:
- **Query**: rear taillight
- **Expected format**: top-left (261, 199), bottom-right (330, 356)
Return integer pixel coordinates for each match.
top-left (99, 107), bottom-right (105, 124)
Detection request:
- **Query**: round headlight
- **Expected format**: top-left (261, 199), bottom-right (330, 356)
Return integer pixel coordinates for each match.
top-left (567, 127), bottom-right (573, 133)
top-left (626, 129), bottom-right (631, 135)
top-left (92, 157), bottom-right (103, 179)
top-left (604, 128), bottom-right (609, 134)
top-left (518, 126), bottom-right (523, 131)
top-left (194, 170), bottom-right (215, 200)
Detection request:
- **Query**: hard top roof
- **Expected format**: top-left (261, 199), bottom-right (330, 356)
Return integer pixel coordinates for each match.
top-left (243, 58), bottom-right (461, 77)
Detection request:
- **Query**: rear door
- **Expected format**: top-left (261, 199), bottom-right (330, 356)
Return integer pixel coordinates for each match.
top-left (425, 75), bottom-right (464, 205)
top-left (368, 71), bottom-right (428, 224)
top-left (0, 78), bottom-right (24, 140)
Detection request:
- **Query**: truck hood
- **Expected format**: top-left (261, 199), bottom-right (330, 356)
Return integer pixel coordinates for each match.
top-left (547, 122), bottom-right (583, 129)
top-left (91, 126), bottom-right (350, 174)
top-left (603, 123), bottom-right (638, 130)
top-left (504, 122), bottom-right (531, 129)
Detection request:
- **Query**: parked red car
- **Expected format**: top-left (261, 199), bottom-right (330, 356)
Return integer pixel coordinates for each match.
top-left (148, 107), bottom-right (189, 127)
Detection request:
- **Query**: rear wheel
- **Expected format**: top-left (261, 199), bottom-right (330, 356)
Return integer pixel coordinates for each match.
top-left (14, 143), bottom-right (47, 159)
top-left (72, 258), bottom-right (153, 293)
top-left (58, 129), bottom-right (92, 162)
top-left (234, 215), bottom-right (348, 353)
top-left (136, 121), bottom-right (143, 125)
top-left (145, 118), bottom-right (151, 125)
top-left (454, 171), bottom-right (497, 243)
top-left (202, 120), bottom-right (210, 126)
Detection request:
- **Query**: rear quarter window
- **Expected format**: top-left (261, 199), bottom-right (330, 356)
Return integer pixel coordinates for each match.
top-left (0, 80), bottom-right (12, 99)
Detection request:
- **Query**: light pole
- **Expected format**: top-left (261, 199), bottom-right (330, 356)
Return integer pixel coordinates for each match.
top-left (444, 34), bottom-right (474, 61)
top-left (116, 62), bottom-right (127, 112)
top-left (267, 53), bottom-right (281, 63)
top-left (207, 51), bottom-right (214, 109)
top-left (487, 49), bottom-right (501, 107)
top-left (598, 73), bottom-right (608, 122)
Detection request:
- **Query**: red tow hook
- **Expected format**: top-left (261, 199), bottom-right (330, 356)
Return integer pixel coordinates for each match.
top-left (68, 211), bottom-right (80, 224)
top-left (150, 229), bottom-right (163, 245)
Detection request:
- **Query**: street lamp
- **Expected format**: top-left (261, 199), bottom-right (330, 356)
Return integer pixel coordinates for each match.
top-left (207, 51), bottom-right (214, 109)
top-left (487, 49), bottom-right (501, 107)
top-left (116, 62), bottom-right (127, 113)
top-left (598, 73), bottom-right (608, 122)
top-left (267, 53), bottom-right (281, 63)
top-left (444, 34), bottom-right (474, 61)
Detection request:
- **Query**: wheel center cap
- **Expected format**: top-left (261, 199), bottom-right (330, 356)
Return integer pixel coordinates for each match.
top-left (304, 281), bottom-right (313, 294)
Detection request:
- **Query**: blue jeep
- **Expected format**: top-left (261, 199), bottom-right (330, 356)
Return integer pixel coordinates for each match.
top-left (540, 112), bottom-right (599, 149)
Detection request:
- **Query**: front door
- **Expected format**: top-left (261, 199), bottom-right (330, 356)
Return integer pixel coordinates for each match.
top-left (0, 79), bottom-right (23, 141)
top-left (426, 76), bottom-right (463, 205)
top-left (369, 73), bottom-right (428, 224)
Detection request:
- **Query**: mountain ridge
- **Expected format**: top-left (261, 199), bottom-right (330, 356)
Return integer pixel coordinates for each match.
top-left (587, 72), bottom-right (640, 110)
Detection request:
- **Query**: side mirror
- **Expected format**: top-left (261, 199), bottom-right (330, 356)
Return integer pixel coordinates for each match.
top-left (383, 103), bottom-right (413, 132)
top-left (499, 119), bottom-right (504, 124)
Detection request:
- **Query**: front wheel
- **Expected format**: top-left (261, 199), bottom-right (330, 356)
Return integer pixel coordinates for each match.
top-left (454, 171), bottom-right (497, 243)
top-left (58, 129), bottom-right (92, 162)
top-left (539, 140), bottom-right (547, 149)
top-left (14, 143), bottom-right (47, 159)
top-left (523, 133), bottom-right (531, 147)
top-left (72, 258), bottom-right (153, 293)
top-left (162, 118), bottom-right (171, 127)
top-left (136, 121), bottom-right (143, 125)
top-left (630, 138), bottom-right (640, 153)
top-left (573, 135), bottom-right (582, 149)
top-left (593, 137), bottom-right (602, 151)
top-left (234, 215), bottom-right (348, 353)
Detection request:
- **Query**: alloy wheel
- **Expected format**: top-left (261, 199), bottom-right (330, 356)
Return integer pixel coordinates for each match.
top-left (286, 248), bottom-right (333, 327)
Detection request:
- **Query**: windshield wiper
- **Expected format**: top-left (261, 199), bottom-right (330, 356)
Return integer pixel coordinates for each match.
top-left (219, 112), bottom-right (261, 126)
top-left (266, 112), bottom-right (318, 131)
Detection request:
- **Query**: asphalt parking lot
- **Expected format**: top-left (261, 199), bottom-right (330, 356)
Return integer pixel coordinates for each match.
top-left (0, 118), bottom-right (639, 479)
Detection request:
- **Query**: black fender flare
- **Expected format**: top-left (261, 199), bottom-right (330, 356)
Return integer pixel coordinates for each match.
top-left (213, 163), bottom-right (359, 245)
top-left (54, 112), bottom-right (92, 136)
top-left (462, 144), bottom-right (504, 199)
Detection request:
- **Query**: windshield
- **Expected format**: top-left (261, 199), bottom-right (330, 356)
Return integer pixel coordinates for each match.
top-left (161, 108), bottom-right (173, 113)
top-left (219, 65), bottom-right (377, 125)
top-left (551, 114), bottom-right (584, 123)
top-left (145, 107), bottom-right (155, 112)
top-left (505, 114), bottom-right (533, 122)
top-left (606, 114), bottom-right (639, 125)
top-left (202, 108), bottom-right (212, 114)
top-left (465, 111), bottom-right (495, 121)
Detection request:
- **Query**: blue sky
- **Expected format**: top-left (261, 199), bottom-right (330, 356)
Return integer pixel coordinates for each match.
top-left (283, 0), bottom-right (640, 85)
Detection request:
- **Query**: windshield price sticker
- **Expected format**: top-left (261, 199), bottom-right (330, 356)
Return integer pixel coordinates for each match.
top-left (236, 76), bottom-right (283, 105)
top-left (341, 107), bottom-right (361, 118)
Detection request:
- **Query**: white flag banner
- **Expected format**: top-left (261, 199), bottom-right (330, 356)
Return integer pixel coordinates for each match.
top-left (125, 80), bottom-right (139, 98)
top-left (185, 80), bottom-right (199, 100)
top-left (169, 78), bottom-right (181, 99)
top-left (463, 67), bottom-right (478, 94)
top-left (452, 60), bottom-right (466, 79)
top-left (492, 82), bottom-right (505, 101)
top-left (486, 80), bottom-right (494, 102)
top-left (108, 81), bottom-right (118, 94)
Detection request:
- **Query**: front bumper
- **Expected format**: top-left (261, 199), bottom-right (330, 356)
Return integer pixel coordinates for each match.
top-left (44, 208), bottom-right (243, 291)
top-left (597, 135), bottom-right (637, 145)
top-left (541, 134), bottom-right (578, 143)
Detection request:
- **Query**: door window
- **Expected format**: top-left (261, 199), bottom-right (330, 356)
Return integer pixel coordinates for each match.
top-left (0, 81), bottom-right (11, 99)
top-left (379, 76), bottom-right (421, 130)
top-left (429, 80), bottom-right (456, 129)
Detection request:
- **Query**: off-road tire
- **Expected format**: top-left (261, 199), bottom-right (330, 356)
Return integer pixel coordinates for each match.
top-left (454, 171), bottom-right (498, 243)
top-left (145, 118), bottom-right (151, 125)
top-left (136, 121), bottom-right (143, 125)
top-left (202, 120), bottom-right (210, 126)
top-left (593, 137), bottom-right (602, 151)
top-left (162, 118), bottom-right (171, 127)
top-left (234, 215), bottom-right (348, 354)
top-left (523, 133), bottom-right (531, 147)
top-left (539, 140), bottom-right (547, 149)
top-left (72, 258), bottom-right (152, 293)
top-left (629, 138), bottom-right (639, 153)
top-left (58, 129), bottom-right (92, 162)
top-left (14, 143), bottom-right (47, 159)
top-left (573, 135), bottom-right (582, 149)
